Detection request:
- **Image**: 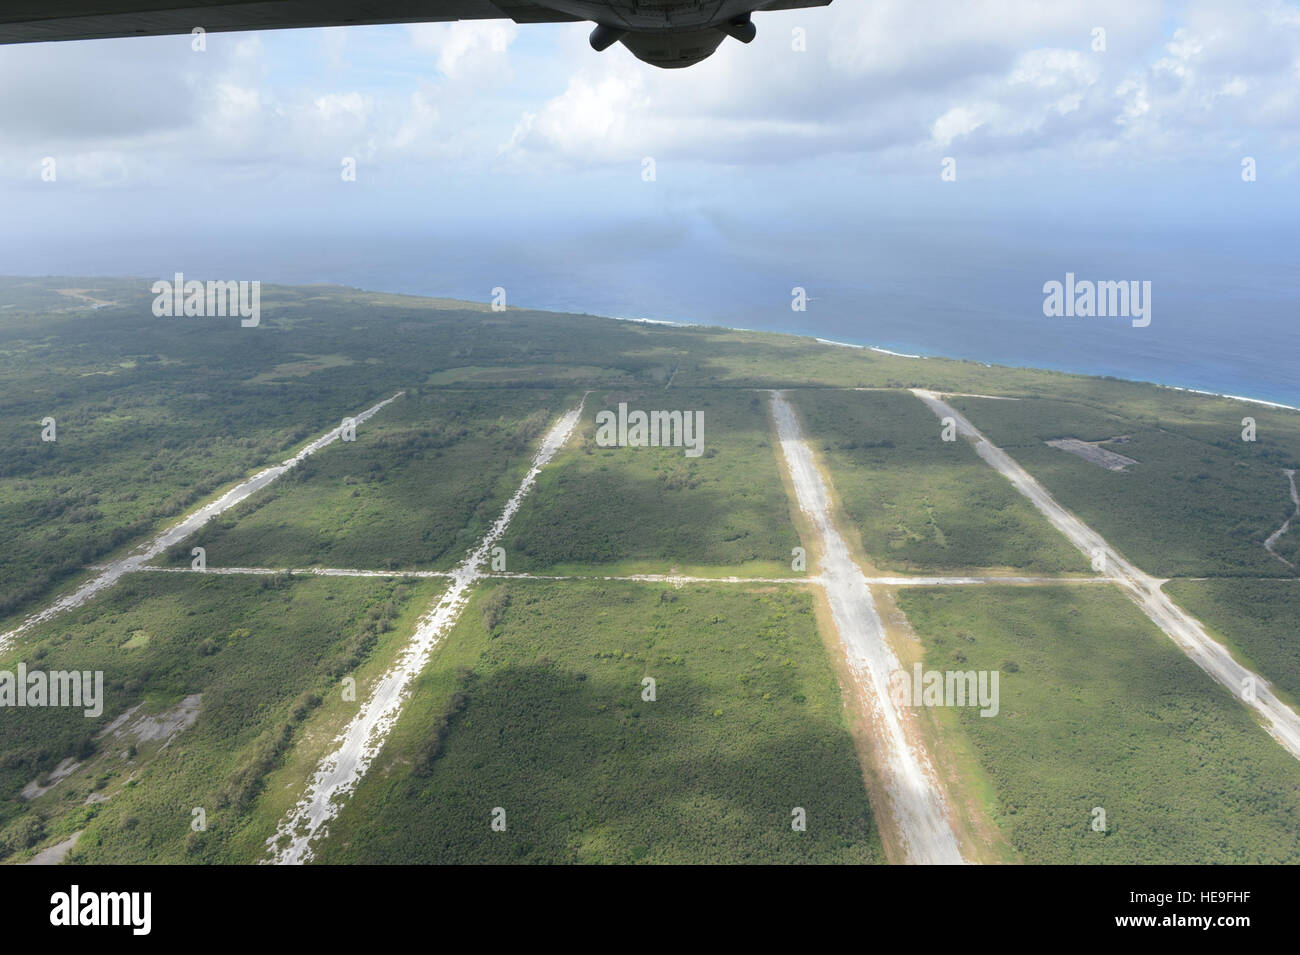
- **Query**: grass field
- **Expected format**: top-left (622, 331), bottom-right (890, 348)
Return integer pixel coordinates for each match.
top-left (0, 573), bottom-right (440, 863)
top-left (950, 394), bottom-right (1300, 578)
top-left (152, 389), bottom-right (567, 572)
top-left (898, 585), bottom-right (1300, 864)
top-left (503, 389), bottom-right (801, 576)
top-left (1163, 579), bottom-right (1300, 708)
top-left (789, 389), bottom-right (1088, 574)
top-left (312, 579), bottom-right (881, 864)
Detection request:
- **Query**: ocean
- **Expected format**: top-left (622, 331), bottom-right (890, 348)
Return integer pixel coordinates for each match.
top-left (6, 215), bottom-right (1298, 407)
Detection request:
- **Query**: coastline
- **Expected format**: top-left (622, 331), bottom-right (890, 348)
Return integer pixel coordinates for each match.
top-left (4, 274), bottom-right (1296, 415)
top-left (607, 314), bottom-right (1300, 414)
top-left (813, 333), bottom-right (1300, 413)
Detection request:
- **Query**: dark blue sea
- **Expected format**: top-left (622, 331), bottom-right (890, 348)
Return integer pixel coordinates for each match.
top-left (6, 215), bottom-right (1298, 406)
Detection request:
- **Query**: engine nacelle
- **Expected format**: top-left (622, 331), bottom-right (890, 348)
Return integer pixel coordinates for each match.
top-left (571, 2), bottom-right (785, 67)
top-left (615, 27), bottom-right (727, 69)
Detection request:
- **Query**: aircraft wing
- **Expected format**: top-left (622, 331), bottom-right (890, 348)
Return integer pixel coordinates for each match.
top-left (0, 1), bottom-right (830, 45)
top-left (0, 1), bottom-right (581, 45)
top-left (0, 0), bottom-right (832, 68)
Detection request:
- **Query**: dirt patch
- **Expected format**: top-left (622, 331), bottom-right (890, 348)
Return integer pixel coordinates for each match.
top-left (20, 695), bottom-right (202, 803)
top-left (20, 756), bottom-right (81, 800)
top-left (105, 694), bottom-right (202, 747)
top-left (1046, 437), bottom-right (1137, 471)
top-left (24, 831), bottom-right (81, 865)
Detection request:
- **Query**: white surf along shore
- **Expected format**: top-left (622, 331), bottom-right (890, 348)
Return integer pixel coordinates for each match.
top-left (814, 335), bottom-right (1300, 412)
top-left (611, 311), bottom-right (1300, 412)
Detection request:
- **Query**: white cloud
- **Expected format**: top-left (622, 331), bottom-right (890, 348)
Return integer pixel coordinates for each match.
top-left (509, 67), bottom-right (648, 159)
top-left (931, 105), bottom-right (993, 146)
top-left (3, 1), bottom-right (1300, 191)
top-left (314, 91), bottom-right (368, 122)
top-left (498, 0), bottom-right (1300, 173)
top-left (406, 21), bottom-right (517, 80)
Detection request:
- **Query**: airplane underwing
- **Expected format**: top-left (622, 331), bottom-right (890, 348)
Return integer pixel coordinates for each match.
top-left (0, 0), bottom-right (834, 68)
